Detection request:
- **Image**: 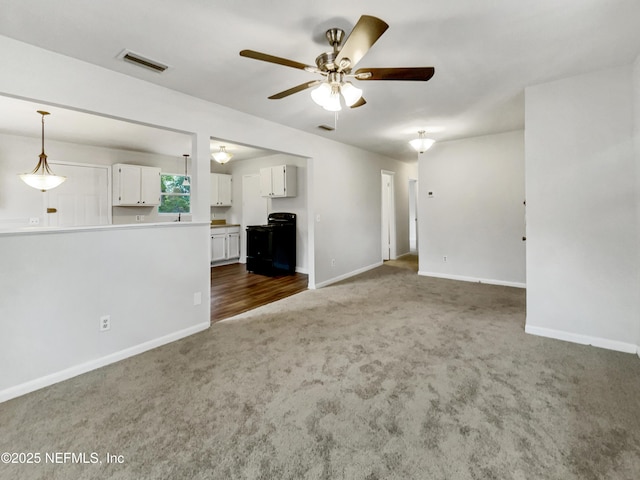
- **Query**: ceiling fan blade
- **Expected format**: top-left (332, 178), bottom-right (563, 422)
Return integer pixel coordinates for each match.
top-left (350, 97), bottom-right (367, 108)
top-left (240, 49), bottom-right (312, 71)
top-left (268, 80), bottom-right (322, 99)
top-left (355, 67), bottom-right (435, 81)
top-left (335, 15), bottom-right (389, 71)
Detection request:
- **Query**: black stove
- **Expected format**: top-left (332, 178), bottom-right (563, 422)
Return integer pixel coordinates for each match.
top-left (246, 212), bottom-right (296, 275)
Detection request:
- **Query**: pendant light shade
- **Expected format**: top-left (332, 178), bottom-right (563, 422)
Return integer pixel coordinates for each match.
top-left (340, 82), bottom-right (363, 107)
top-left (212, 146), bottom-right (233, 164)
top-left (311, 82), bottom-right (331, 107)
top-left (409, 130), bottom-right (435, 153)
top-left (19, 111), bottom-right (66, 192)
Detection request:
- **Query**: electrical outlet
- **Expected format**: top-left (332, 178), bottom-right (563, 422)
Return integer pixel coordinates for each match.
top-left (135, 215), bottom-right (145, 222)
top-left (193, 292), bottom-right (202, 306)
top-left (443, 256), bottom-right (448, 262)
top-left (331, 258), bottom-right (336, 267)
top-left (100, 315), bottom-right (111, 332)
top-left (29, 217), bottom-right (40, 225)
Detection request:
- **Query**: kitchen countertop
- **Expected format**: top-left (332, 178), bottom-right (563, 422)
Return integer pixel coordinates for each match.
top-left (210, 223), bottom-right (241, 229)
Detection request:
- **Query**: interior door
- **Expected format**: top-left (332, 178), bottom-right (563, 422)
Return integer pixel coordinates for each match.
top-left (381, 172), bottom-right (395, 260)
top-left (409, 179), bottom-right (418, 253)
top-left (46, 163), bottom-right (111, 227)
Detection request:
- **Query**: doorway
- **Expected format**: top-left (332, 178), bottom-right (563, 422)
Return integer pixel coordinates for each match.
top-left (381, 171), bottom-right (396, 261)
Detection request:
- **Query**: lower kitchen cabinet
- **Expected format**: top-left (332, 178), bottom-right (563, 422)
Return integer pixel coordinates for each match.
top-left (211, 226), bottom-right (240, 264)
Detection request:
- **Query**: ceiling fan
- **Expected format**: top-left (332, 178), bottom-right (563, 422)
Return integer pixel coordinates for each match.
top-left (240, 15), bottom-right (435, 112)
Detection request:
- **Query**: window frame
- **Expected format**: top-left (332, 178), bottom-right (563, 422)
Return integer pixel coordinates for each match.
top-left (158, 172), bottom-right (191, 215)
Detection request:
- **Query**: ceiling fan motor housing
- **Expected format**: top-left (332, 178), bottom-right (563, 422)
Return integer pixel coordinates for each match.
top-left (326, 28), bottom-right (345, 49)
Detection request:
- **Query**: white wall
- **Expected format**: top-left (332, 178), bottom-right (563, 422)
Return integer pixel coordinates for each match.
top-left (524, 64), bottom-right (639, 353)
top-left (0, 132), bottom-right (193, 227)
top-left (311, 147), bottom-right (415, 287)
top-left (0, 224), bottom-right (210, 400)
top-left (0, 35), bottom-right (407, 399)
top-left (635, 56), bottom-right (640, 352)
top-left (417, 131), bottom-right (526, 287)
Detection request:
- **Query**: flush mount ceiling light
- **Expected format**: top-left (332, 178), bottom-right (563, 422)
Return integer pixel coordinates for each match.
top-left (409, 130), bottom-right (435, 153)
top-left (212, 146), bottom-right (233, 164)
top-left (19, 111), bottom-right (66, 192)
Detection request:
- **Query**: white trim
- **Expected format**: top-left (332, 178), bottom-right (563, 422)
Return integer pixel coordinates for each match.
top-left (525, 324), bottom-right (639, 355)
top-left (418, 271), bottom-right (526, 289)
top-left (311, 261), bottom-right (383, 289)
top-left (0, 221), bottom-right (209, 237)
top-left (0, 321), bottom-right (210, 404)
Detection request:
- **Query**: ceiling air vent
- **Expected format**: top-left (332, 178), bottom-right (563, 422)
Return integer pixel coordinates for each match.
top-left (118, 49), bottom-right (169, 73)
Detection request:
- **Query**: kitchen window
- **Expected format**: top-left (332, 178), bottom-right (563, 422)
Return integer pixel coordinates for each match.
top-left (159, 173), bottom-right (190, 214)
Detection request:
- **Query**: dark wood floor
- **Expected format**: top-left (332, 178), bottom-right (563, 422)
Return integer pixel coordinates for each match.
top-left (210, 263), bottom-right (309, 322)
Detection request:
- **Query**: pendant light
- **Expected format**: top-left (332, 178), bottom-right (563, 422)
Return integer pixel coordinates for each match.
top-left (409, 130), bottom-right (435, 153)
top-left (212, 146), bottom-right (233, 164)
top-left (19, 111), bottom-right (66, 191)
top-left (182, 154), bottom-right (190, 187)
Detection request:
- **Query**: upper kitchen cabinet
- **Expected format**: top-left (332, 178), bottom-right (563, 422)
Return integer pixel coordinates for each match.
top-left (112, 163), bottom-right (161, 206)
top-left (211, 173), bottom-right (232, 206)
top-left (260, 165), bottom-right (297, 198)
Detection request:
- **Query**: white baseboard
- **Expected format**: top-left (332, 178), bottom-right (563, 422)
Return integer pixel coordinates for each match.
top-left (418, 271), bottom-right (526, 289)
top-left (0, 321), bottom-right (211, 404)
top-left (312, 261), bottom-right (383, 289)
top-left (525, 324), bottom-right (639, 355)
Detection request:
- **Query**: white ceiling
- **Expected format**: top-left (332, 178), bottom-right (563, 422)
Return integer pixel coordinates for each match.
top-left (1, 0), bottom-right (639, 161)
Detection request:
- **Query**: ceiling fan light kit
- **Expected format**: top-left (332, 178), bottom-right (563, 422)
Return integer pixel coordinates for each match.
top-left (309, 72), bottom-right (363, 111)
top-left (19, 110), bottom-right (66, 192)
top-left (240, 15), bottom-right (434, 112)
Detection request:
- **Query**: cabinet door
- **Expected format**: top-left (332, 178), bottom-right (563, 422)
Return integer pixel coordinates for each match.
top-left (210, 174), bottom-right (219, 206)
top-left (218, 175), bottom-right (232, 206)
top-left (271, 166), bottom-right (286, 197)
top-left (118, 164), bottom-right (142, 205)
top-left (259, 167), bottom-right (273, 197)
top-left (140, 167), bottom-right (161, 205)
top-left (211, 234), bottom-right (227, 262)
top-left (227, 232), bottom-right (240, 259)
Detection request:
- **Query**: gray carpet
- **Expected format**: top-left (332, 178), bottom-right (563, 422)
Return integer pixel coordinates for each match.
top-left (1, 264), bottom-right (639, 479)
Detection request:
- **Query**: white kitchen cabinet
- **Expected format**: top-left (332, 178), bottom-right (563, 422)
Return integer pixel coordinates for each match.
top-left (112, 163), bottom-right (161, 206)
top-left (211, 226), bottom-right (241, 263)
top-left (210, 173), bottom-right (232, 206)
top-left (211, 232), bottom-right (227, 262)
top-left (260, 165), bottom-right (296, 198)
top-left (227, 231), bottom-right (240, 259)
